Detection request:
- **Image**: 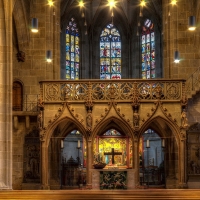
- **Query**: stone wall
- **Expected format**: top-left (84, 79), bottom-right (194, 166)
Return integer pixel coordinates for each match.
top-left (12, 114), bottom-right (38, 189)
top-left (163, 0), bottom-right (200, 79)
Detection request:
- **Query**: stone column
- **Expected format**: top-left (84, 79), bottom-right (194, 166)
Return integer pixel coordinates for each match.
top-left (0, 0), bottom-right (13, 189)
top-left (133, 138), bottom-right (139, 186)
top-left (179, 137), bottom-right (187, 188)
top-left (86, 139), bottom-right (92, 189)
top-left (40, 138), bottom-right (49, 189)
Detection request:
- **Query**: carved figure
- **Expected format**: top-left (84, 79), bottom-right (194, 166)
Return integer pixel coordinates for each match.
top-left (37, 111), bottom-right (43, 129)
top-left (181, 109), bottom-right (188, 128)
top-left (133, 110), bottom-right (139, 127)
top-left (86, 110), bottom-right (92, 128)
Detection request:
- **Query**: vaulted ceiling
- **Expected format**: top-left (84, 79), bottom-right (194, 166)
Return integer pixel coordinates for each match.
top-left (60, 0), bottom-right (162, 35)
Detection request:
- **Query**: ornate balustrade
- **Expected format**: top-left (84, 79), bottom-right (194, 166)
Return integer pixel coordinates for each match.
top-left (39, 79), bottom-right (185, 103)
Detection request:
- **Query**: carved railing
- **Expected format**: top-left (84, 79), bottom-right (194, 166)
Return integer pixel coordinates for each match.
top-left (13, 94), bottom-right (39, 112)
top-left (185, 67), bottom-right (200, 98)
top-left (39, 79), bottom-right (185, 103)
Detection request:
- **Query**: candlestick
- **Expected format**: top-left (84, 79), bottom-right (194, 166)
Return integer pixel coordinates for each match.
top-left (78, 140), bottom-right (80, 148)
top-left (146, 140), bottom-right (150, 148)
top-left (162, 139), bottom-right (165, 148)
top-left (61, 139), bottom-right (64, 149)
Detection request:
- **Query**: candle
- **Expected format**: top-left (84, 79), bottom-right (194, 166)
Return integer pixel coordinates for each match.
top-left (146, 140), bottom-right (150, 148)
top-left (61, 139), bottom-right (64, 149)
top-left (162, 139), bottom-right (165, 148)
top-left (78, 140), bottom-right (80, 148)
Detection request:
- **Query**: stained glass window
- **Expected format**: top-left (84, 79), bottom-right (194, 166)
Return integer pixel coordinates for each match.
top-left (66, 18), bottom-right (80, 80)
top-left (103, 129), bottom-right (121, 136)
top-left (100, 24), bottom-right (121, 79)
top-left (141, 19), bottom-right (155, 79)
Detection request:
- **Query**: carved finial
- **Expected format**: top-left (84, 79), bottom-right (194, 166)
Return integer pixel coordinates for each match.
top-left (85, 82), bottom-right (93, 111)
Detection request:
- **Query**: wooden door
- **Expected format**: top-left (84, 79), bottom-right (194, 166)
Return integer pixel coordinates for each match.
top-left (13, 81), bottom-right (23, 111)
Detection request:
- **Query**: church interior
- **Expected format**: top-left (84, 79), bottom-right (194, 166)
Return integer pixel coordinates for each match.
top-left (1, 0), bottom-right (200, 199)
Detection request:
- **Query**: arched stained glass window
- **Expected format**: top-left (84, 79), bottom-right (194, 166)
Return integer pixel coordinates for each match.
top-left (100, 24), bottom-right (121, 79)
top-left (66, 18), bottom-right (80, 80)
top-left (141, 19), bottom-right (155, 79)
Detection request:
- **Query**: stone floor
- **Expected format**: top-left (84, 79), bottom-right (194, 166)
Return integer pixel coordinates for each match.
top-left (0, 189), bottom-right (200, 200)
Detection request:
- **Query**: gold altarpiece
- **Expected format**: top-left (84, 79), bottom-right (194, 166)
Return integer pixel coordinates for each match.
top-left (93, 129), bottom-right (132, 168)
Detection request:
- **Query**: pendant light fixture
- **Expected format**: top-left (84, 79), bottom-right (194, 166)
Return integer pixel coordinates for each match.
top-left (46, 50), bottom-right (52, 63)
top-left (46, 1), bottom-right (53, 63)
top-left (31, 18), bottom-right (38, 33)
top-left (188, 16), bottom-right (196, 31)
top-left (162, 139), bottom-right (165, 148)
top-left (174, 3), bottom-right (180, 63)
top-left (146, 140), bottom-right (150, 148)
top-left (174, 50), bottom-right (180, 63)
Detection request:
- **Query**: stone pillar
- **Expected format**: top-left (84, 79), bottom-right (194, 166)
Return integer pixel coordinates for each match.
top-left (40, 139), bottom-right (49, 189)
top-left (0, 0), bottom-right (13, 189)
top-left (133, 138), bottom-right (139, 186)
top-left (86, 139), bottom-right (92, 189)
top-left (179, 138), bottom-right (187, 188)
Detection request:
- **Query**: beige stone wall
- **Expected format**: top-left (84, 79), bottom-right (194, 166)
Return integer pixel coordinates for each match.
top-left (12, 113), bottom-right (38, 190)
top-left (163, 0), bottom-right (200, 79)
top-left (13, 0), bottom-right (60, 95)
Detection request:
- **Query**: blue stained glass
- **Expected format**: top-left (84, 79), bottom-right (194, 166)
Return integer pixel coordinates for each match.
top-left (141, 19), bottom-right (155, 79)
top-left (100, 24), bottom-right (121, 80)
top-left (66, 18), bottom-right (79, 80)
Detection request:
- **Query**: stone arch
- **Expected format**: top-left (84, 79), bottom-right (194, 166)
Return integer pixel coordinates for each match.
top-left (41, 116), bottom-right (87, 189)
top-left (92, 116), bottom-right (134, 140)
top-left (138, 115), bottom-right (184, 188)
top-left (45, 116), bottom-right (87, 147)
top-left (139, 115), bottom-right (180, 145)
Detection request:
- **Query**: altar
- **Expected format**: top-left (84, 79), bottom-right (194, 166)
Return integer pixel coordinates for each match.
top-left (91, 168), bottom-right (136, 190)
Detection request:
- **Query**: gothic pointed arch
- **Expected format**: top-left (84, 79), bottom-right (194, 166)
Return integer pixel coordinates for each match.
top-left (100, 23), bottom-right (121, 79)
top-left (92, 116), bottom-right (133, 140)
top-left (139, 115), bottom-right (180, 145)
top-left (44, 116), bottom-right (88, 147)
top-left (91, 1), bottom-right (130, 79)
